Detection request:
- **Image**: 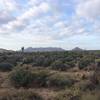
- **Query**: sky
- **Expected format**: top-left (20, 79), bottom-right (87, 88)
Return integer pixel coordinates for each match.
top-left (0, 0), bottom-right (100, 50)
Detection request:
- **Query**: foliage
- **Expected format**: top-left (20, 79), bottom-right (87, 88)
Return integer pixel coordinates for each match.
top-left (78, 58), bottom-right (94, 69)
top-left (53, 89), bottom-right (81, 100)
top-left (47, 73), bottom-right (74, 88)
top-left (81, 91), bottom-right (100, 100)
top-left (9, 66), bottom-right (34, 87)
top-left (95, 59), bottom-right (100, 67)
top-left (90, 70), bottom-right (100, 85)
top-left (75, 81), bottom-right (95, 91)
top-left (32, 70), bottom-right (51, 87)
top-left (0, 62), bottom-right (13, 71)
top-left (23, 57), bottom-right (33, 64)
top-left (51, 60), bottom-right (68, 71)
top-left (0, 89), bottom-right (43, 100)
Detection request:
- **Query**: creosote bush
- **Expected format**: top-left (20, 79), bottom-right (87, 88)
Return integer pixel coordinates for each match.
top-left (90, 70), bottom-right (100, 85)
top-left (78, 59), bottom-right (91, 69)
top-left (47, 73), bottom-right (74, 88)
top-left (74, 80), bottom-right (95, 91)
top-left (32, 70), bottom-right (51, 87)
top-left (51, 60), bottom-right (68, 71)
top-left (0, 62), bottom-right (13, 71)
top-left (9, 66), bottom-right (34, 87)
top-left (23, 57), bottom-right (33, 64)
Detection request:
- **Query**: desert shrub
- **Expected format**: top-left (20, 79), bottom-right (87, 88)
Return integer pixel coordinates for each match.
top-left (0, 89), bottom-right (43, 100)
top-left (9, 66), bottom-right (52, 88)
top-left (32, 57), bottom-right (52, 67)
top-left (75, 81), bottom-right (95, 91)
top-left (0, 62), bottom-right (13, 71)
top-left (32, 70), bottom-right (51, 87)
top-left (53, 91), bottom-right (70, 100)
top-left (9, 66), bottom-right (34, 87)
top-left (78, 58), bottom-right (92, 69)
top-left (0, 56), bottom-right (5, 63)
top-left (5, 58), bottom-right (17, 65)
top-left (53, 90), bottom-right (80, 100)
top-left (23, 57), bottom-right (33, 64)
top-left (0, 54), bottom-right (22, 66)
top-left (65, 61), bottom-right (75, 68)
top-left (32, 56), bottom-right (46, 67)
top-left (81, 91), bottom-right (100, 100)
top-left (42, 58), bottom-right (52, 67)
top-left (95, 59), bottom-right (100, 67)
top-left (47, 73), bottom-right (74, 88)
top-left (51, 60), bottom-right (68, 71)
top-left (31, 70), bottom-right (74, 88)
top-left (90, 70), bottom-right (100, 85)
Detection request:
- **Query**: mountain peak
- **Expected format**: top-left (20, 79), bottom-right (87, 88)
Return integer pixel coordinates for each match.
top-left (72, 47), bottom-right (83, 51)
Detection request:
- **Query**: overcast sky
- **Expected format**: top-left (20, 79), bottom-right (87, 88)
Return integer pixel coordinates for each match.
top-left (0, 0), bottom-right (100, 50)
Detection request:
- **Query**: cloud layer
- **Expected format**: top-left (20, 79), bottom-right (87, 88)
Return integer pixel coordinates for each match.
top-left (0, 0), bottom-right (100, 50)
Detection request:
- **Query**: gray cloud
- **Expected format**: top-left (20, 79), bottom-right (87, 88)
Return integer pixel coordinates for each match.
top-left (0, 11), bottom-right (15, 25)
top-left (76, 0), bottom-right (100, 20)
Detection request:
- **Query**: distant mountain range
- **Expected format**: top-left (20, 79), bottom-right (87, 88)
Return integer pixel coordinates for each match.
top-left (0, 47), bottom-right (85, 53)
top-left (24, 47), bottom-right (65, 52)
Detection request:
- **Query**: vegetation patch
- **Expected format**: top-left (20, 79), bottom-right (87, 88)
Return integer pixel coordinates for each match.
top-left (9, 66), bottom-right (34, 87)
top-left (0, 89), bottom-right (43, 100)
top-left (0, 62), bottom-right (13, 71)
top-left (47, 73), bottom-right (75, 89)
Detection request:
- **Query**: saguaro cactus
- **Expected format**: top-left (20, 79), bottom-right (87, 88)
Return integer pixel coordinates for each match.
top-left (21, 47), bottom-right (24, 53)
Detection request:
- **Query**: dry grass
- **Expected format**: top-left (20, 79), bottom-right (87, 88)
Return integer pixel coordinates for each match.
top-left (0, 68), bottom-right (98, 100)
top-left (0, 88), bottom-right (43, 100)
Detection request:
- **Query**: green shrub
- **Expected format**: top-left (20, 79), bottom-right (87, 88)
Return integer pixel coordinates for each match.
top-left (78, 58), bottom-right (92, 69)
top-left (32, 56), bottom-right (46, 67)
top-left (32, 58), bottom-right (52, 67)
top-left (65, 61), bottom-right (75, 68)
top-left (32, 70), bottom-right (51, 87)
top-left (42, 58), bottom-right (52, 67)
top-left (51, 60), bottom-right (68, 71)
top-left (95, 59), bottom-right (100, 67)
top-left (9, 66), bottom-right (34, 87)
top-left (47, 73), bottom-right (74, 88)
top-left (0, 62), bottom-right (13, 71)
top-left (75, 81), bottom-right (95, 91)
top-left (31, 71), bottom-right (74, 88)
top-left (90, 70), bottom-right (100, 85)
top-left (23, 57), bottom-right (33, 64)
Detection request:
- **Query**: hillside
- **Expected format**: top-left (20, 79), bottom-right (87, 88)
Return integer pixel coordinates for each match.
top-left (0, 48), bottom-right (14, 53)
